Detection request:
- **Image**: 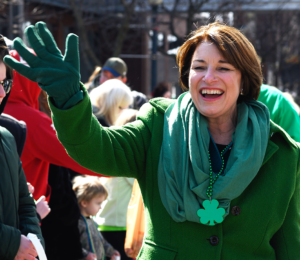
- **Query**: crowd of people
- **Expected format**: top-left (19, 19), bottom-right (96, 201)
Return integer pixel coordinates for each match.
top-left (0, 19), bottom-right (300, 260)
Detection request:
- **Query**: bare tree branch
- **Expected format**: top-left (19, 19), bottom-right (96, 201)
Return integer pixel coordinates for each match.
top-left (113, 0), bottom-right (137, 57)
top-left (68, 0), bottom-right (101, 70)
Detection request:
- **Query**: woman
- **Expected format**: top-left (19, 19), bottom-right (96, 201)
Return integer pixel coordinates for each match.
top-left (89, 79), bottom-right (133, 126)
top-left (5, 21), bottom-right (300, 259)
top-left (0, 35), bottom-right (44, 260)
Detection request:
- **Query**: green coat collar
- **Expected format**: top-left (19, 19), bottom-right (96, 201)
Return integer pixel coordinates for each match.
top-left (149, 98), bottom-right (297, 167)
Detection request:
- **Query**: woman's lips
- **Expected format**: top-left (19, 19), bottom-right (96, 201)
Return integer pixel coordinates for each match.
top-left (200, 91), bottom-right (224, 101)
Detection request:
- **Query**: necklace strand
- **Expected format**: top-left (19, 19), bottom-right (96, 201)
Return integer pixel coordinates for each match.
top-left (206, 145), bottom-right (231, 198)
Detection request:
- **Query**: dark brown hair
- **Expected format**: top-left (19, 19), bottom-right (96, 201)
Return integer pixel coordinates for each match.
top-left (177, 22), bottom-right (262, 100)
top-left (0, 35), bottom-right (13, 80)
top-left (152, 82), bottom-right (170, 98)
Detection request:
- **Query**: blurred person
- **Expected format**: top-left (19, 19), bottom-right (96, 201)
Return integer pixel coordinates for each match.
top-left (4, 49), bottom-right (103, 204)
top-left (152, 81), bottom-right (172, 99)
top-left (0, 38), bottom-right (50, 229)
top-left (0, 38), bottom-right (27, 157)
top-left (0, 34), bottom-right (44, 260)
top-left (84, 66), bottom-right (101, 93)
top-left (258, 84), bottom-right (300, 142)
top-left (99, 57), bottom-right (148, 110)
top-left (73, 176), bottom-right (121, 260)
top-left (115, 108), bottom-right (138, 126)
top-left (97, 109), bottom-right (138, 260)
top-left (41, 164), bottom-right (86, 260)
top-left (90, 79), bottom-right (133, 126)
top-left (100, 57), bottom-right (127, 84)
top-left (131, 90), bottom-right (148, 110)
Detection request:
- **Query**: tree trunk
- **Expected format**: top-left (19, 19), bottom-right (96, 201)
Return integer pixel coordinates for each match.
top-left (113, 0), bottom-right (137, 57)
top-left (69, 0), bottom-right (101, 70)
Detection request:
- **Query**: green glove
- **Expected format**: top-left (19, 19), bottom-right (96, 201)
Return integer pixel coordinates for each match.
top-left (4, 21), bottom-right (82, 109)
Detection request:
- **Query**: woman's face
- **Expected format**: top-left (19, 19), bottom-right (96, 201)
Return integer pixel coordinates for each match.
top-left (189, 42), bottom-right (241, 121)
top-left (0, 62), bottom-right (6, 104)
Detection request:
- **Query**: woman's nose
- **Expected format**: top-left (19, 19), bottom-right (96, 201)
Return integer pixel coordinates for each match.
top-left (203, 69), bottom-right (217, 84)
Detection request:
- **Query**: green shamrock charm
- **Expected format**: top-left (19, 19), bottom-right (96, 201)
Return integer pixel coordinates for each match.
top-left (197, 199), bottom-right (225, 226)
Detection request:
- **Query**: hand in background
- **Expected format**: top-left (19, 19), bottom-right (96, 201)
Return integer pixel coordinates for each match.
top-left (27, 182), bottom-right (34, 194)
top-left (14, 234), bottom-right (38, 260)
top-left (111, 250), bottom-right (121, 260)
top-left (36, 196), bottom-right (51, 219)
top-left (125, 247), bottom-right (136, 258)
top-left (85, 252), bottom-right (97, 260)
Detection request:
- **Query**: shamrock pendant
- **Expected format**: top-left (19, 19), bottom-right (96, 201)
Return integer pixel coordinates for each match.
top-left (197, 199), bottom-right (225, 226)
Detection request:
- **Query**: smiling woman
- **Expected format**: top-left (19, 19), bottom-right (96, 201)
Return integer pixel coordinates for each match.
top-left (177, 23), bottom-right (263, 145)
top-left (4, 21), bottom-right (300, 260)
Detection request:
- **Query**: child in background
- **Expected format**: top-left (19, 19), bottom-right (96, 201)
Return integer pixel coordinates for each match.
top-left (73, 175), bottom-right (121, 260)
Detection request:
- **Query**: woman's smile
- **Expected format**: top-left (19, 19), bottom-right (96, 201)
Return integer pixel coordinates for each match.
top-left (200, 88), bottom-right (224, 101)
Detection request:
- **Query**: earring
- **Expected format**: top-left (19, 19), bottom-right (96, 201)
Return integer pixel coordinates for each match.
top-left (240, 88), bottom-right (244, 95)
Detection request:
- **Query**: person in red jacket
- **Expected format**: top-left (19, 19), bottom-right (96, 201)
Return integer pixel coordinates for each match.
top-left (4, 49), bottom-right (102, 202)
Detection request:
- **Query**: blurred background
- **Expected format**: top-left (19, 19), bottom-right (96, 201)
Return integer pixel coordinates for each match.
top-left (1, 0), bottom-right (300, 103)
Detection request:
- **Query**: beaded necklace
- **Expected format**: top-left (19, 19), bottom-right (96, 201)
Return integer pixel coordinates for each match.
top-left (197, 144), bottom-right (231, 226)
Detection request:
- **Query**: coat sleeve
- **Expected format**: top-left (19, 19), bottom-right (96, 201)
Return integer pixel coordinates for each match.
top-left (270, 144), bottom-right (300, 259)
top-left (18, 159), bottom-right (45, 248)
top-left (101, 234), bottom-right (115, 258)
top-left (78, 218), bottom-right (91, 259)
top-left (0, 222), bottom-right (22, 259)
top-left (49, 85), bottom-right (153, 179)
top-left (0, 159), bottom-right (44, 260)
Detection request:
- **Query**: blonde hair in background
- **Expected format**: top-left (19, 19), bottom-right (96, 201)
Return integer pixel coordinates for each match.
top-left (72, 176), bottom-right (108, 204)
top-left (89, 79), bottom-right (133, 125)
top-left (115, 108), bottom-right (138, 126)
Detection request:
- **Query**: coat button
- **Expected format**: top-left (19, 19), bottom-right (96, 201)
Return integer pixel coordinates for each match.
top-left (231, 206), bottom-right (241, 216)
top-left (208, 236), bottom-right (219, 246)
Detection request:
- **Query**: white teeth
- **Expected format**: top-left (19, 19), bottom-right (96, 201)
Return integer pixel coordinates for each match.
top-left (201, 89), bottom-right (223, 94)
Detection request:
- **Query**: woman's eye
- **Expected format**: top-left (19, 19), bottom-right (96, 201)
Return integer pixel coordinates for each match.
top-left (194, 66), bottom-right (205, 70)
top-left (219, 67), bottom-right (230, 71)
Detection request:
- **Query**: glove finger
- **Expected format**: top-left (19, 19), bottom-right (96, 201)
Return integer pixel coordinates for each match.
top-left (13, 38), bottom-right (39, 68)
top-left (36, 21), bottom-right (62, 58)
top-left (3, 56), bottom-right (37, 82)
top-left (25, 26), bottom-right (50, 60)
top-left (63, 33), bottom-right (79, 71)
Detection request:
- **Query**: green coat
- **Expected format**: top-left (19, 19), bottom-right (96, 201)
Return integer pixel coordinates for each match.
top-left (50, 87), bottom-right (300, 260)
top-left (0, 127), bottom-right (44, 259)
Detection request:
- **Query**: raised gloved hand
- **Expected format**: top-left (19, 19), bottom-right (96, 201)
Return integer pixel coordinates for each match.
top-left (4, 21), bottom-right (82, 109)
